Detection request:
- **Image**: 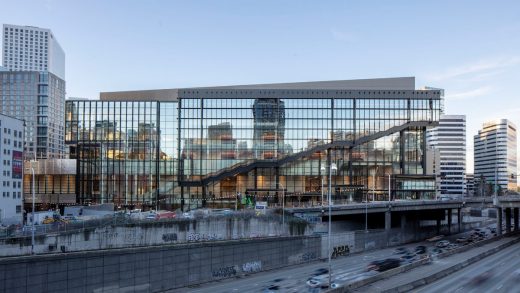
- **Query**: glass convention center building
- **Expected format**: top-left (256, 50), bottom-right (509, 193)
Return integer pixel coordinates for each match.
top-left (65, 77), bottom-right (442, 210)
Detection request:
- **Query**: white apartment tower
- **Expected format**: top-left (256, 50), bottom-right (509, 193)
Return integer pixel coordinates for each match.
top-left (474, 119), bottom-right (517, 193)
top-left (2, 24), bottom-right (65, 79)
top-left (0, 113), bottom-right (24, 225)
top-left (426, 115), bottom-right (466, 197)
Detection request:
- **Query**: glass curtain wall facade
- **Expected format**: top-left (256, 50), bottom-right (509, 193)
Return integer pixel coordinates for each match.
top-left (66, 89), bottom-right (441, 210)
top-left (65, 101), bottom-right (177, 209)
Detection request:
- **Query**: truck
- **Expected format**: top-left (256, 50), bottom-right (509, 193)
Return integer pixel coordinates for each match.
top-left (27, 211), bottom-right (57, 225)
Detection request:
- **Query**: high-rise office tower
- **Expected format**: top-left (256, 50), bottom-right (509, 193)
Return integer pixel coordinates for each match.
top-left (2, 24), bottom-right (65, 79)
top-left (1, 24), bottom-right (66, 160)
top-left (0, 67), bottom-right (66, 159)
top-left (426, 115), bottom-right (466, 197)
top-left (474, 119), bottom-right (517, 193)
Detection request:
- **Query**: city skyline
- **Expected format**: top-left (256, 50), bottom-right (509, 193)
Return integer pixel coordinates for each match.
top-left (2, 1), bottom-right (520, 172)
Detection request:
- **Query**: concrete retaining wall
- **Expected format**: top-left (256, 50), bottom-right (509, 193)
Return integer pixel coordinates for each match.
top-left (320, 219), bottom-right (490, 259)
top-left (0, 216), bottom-right (313, 256)
top-left (0, 235), bottom-right (321, 293)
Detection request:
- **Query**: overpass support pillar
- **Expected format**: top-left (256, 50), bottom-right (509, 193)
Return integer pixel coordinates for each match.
top-left (436, 218), bottom-right (441, 234)
top-left (385, 211), bottom-right (391, 231)
top-left (497, 207), bottom-right (503, 235)
top-left (400, 214), bottom-right (406, 232)
top-left (505, 208), bottom-right (512, 233)
top-left (457, 208), bottom-right (462, 233)
top-left (514, 208), bottom-right (519, 231)
top-left (447, 209), bottom-right (452, 235)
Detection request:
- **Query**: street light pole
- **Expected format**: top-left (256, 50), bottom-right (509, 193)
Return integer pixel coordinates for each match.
top-left (31, 161), bottom-right (35, 255)
top-left (387, 173), bottom-right (391, 202)
top-left (328, 163), bottom-right (337, 287)
top-left (280, 182), bottom-right (285, 230)
top-left (321, 165), bottom-right (325, 208)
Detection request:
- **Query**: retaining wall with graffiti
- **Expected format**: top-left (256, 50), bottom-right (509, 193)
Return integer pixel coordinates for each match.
top-left (0, 235), bottom-right (321, 292)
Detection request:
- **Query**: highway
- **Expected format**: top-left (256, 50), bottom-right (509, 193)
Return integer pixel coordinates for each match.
top-left (167, 228), bottom-right (490, 293)
top-left (416, 240), bottom-right (520, 293)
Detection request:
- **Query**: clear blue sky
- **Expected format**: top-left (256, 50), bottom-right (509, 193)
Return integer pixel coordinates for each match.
top-left (2, 0), bottom-right (520, 172)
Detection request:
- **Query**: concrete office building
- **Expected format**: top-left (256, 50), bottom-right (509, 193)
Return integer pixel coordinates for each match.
top-left (1, 24), bottom-right (67, 212)
top-left (65, 77), bottom-right (442, 210)
top-left (2, 24), bottom-right (65, 79)
top-left (0, 68), bottom-right (66, 159)
top-left (426, 115), bottom-right (466, 198)
top-left (0, 113), bottom-right (24, 225)
top-left (474, 119), bottom-right (517, 193)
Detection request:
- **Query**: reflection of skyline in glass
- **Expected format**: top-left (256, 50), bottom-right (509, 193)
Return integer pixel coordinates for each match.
top-left (253, 98), bottom-right (285, 159)
top-left (65, 87), bottom-right (442, 209)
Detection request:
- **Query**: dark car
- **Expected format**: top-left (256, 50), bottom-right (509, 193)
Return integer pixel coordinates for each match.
top-left (431, 247), bottom-right (443, 255)
top-left (400, 253), bottom-right (417, 263)
top-left (393, 247), bottom-right (409, 255)
top-left (313, 268), bottom-right (329, 276)
top-left (368, 258), bottom-right (401, 272)
top-left (414, 245), bottom-right (427, 254)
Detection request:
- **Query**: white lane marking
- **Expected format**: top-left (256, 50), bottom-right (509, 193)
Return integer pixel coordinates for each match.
top-left (496, 284), bottom-right (503, 290)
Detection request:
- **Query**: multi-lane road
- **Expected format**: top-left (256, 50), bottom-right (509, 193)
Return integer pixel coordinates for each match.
top-left (168, 228), bottom-right (488, 293)
top-left (416, 240), bottom-right (520, 293)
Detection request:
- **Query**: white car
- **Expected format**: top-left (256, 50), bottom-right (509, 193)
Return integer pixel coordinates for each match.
top-left (306, 276), bottom-right (338, 289)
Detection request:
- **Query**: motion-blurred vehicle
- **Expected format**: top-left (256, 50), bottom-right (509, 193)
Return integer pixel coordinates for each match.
top-left (393, 247), bottom-right (409, 255)
top-left (469, 269), bottom-right (494, 286)
top-left (426, 235), bottom-right (444, 242)
top-left (436, 240), bottom-right (450, 248)
top-left (306, 275), bottom-right (337, 289)
top-left (367, 258), bottom-right (401, 272)
top-left (414, 245), bottom-right (427, 254)
top-left (313, 268), bottom-right (329, 276)
top-left (456, 237), bottom-right (469, 244)
top-left (446, 243), bottom-right (459, 250)
top-left (431, 247), bottom-right (443, 255)
top-left (400, 253), bottom-right (417, 263)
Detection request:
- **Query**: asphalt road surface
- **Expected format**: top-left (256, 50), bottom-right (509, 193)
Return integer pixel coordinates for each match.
top-left (167, 226), bottom-right (495, 293)
top-left (416, 240), bottom-right (520, 293)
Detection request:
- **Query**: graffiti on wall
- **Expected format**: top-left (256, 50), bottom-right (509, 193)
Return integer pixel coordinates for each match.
top-left (187, 232), bottom-right (221, 242)
top-left (162, 233), bottom-right (178, 242)
top-left (331, 245), bottom-right (350, 258)
top-left (242, 261), bottom-right (262, 273)
top-left (212, 265), bottom-right (238, 278)
top-left (289, 251), bottom-right (317, 264)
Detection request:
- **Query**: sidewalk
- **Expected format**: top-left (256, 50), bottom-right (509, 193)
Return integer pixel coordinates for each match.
top-left (352, 235), bottom-right (520, 292)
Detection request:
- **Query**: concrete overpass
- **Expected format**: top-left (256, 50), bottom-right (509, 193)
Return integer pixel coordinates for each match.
top-left (287, 196), bottom-right (520, 235)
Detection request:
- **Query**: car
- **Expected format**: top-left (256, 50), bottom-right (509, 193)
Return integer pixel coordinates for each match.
top-left (145, 213), bottom-right (157, 220)
top-left (306, 276), bottom-right (337, 289)
top-left (446, 243), bottom-right (459, 250)
top-left (456, 237), bottom-right (468, 244)
top-left (414, 245), bottom-right (427, 254)
top-left (426, 235), bottom-right (444, 242)
top-left (367, 258), bottom-right (401, 272)
top-left (393, 247), bottom-right (409, 255)
top-left (313, 268), bottom-right (329, 276)
top-left (307, 276), bottom-right (329, 288)
top-left (469, 269), bottom-right (494, 286)
top-left (367, 260), bottom-right (386, 271)
top-left (436, 240), bottom-right (450, 248)
top-left (431, 247), bottom-right (443, 255)
top-left (400, 253), bottom-right (416, 263)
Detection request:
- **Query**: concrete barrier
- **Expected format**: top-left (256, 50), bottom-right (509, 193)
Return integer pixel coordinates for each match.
top-left (0, 235), bottom-right (321, 292)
